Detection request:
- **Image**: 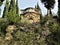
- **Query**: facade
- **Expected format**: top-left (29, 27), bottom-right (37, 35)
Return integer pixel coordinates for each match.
top-left (20, 7), bottom-right (41, 23)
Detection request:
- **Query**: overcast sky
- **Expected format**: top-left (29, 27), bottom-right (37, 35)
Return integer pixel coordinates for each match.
top-left (0, 0), bottom-right (58, 17)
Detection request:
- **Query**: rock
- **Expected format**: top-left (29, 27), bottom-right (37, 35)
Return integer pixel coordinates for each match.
top-left (5, 33), bottom-right (13, 41)
top-left (6, 25), bottom-right (16, 33)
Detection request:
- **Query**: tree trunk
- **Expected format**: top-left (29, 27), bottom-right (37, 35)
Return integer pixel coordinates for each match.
top-left (46, 9), bottom-right (51, 25)
top-left (58, 0), bottom-right (60, 21)
top-left (2, 0), bottom-right (9, 18)
top-left (47, 9), bottom-right (51, 17)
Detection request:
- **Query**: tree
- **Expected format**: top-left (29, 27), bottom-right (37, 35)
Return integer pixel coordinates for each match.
top-left (0, 0), bottom-right (4, 6)
top-left (0, 0), bottom-right (5, 15)
top-left (58, 0), bottom-right (60, 21)
top-left (35, 2), bottom-right (42, 25)
top-left (35, 5), bottom-right (37, 9)
top-left (46, 22), bottom-right (60, 45)
top-left (36, 2), bottom-right (41, 10)
top-left (58, 0), bottom-right (60, 8)
top-left (41, 0), bottom-right (55, 17)
top-left (58, 8), bottom-right (60, 20)
top-left (16, 0), bottom-right (19, 15)
top-left (8, 0), bottom-right (20, 24)
top-left (2, 0), bottom-right (9, 18)
top-left (35, 2), bottom-right (41, 11)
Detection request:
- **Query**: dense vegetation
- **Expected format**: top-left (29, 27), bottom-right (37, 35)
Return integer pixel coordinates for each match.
top-left (0, 0), bottom-right (60, 45)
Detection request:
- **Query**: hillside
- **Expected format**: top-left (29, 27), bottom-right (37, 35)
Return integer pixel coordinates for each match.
top-left (0, 0), bottom-right (60, 45)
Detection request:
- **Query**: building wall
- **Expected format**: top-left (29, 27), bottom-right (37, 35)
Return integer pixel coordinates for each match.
top-left (22, 12), bottom-right (40, 23)
top-left (20, 7), bottom-right (41, 23)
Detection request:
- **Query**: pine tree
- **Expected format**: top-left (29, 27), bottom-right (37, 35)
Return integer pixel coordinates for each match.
top-left (35, 5), bottom-right (37, 9)
top-left (8, 0), bottom-right (20, 24)
top-left (0, 0), bottom-right (4, 6)
top-left (35, 2), bottom-right (42, 25)
top-left (58, 0), bottom-right (60, 8)
top-left (36, 2), bottom-right (40, 10)
top-left (2, 0), bottom-right (9, 18)
top-left (35, 2), bottom-right (41, 10)
top-left (16, 0), bottom-right (19, 15)
top-left (36, 2), bottom-right (42, 20)
top-left (41, 0), bottom-right (55, 17)
top-left (0, 0), bottom-right (5, 15)
top-left (58, 0), bottom-right (60, 21)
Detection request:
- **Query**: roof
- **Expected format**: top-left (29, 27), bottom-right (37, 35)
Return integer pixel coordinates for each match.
top-left (21, 7), bottom-right (39, 11)
top-left (24, 7), bottom-right (35, 11)
top-left (21, 7), bottom-right (35, 11)
top-left (21, 12), bottom-right (40, 15)
top-left (20, 7), bottom-right (41, 15)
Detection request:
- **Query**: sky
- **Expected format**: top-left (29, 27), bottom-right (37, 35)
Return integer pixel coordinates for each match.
top-left (0, 0), bottom-right (58, 17)
top-left (18, 0), bottom-right (47, 15)
top-left (18, 0), bottom-right (58, 15)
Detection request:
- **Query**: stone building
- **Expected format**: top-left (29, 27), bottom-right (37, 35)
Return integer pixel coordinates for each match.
top-left (20, 7), bottom-right (42, 23)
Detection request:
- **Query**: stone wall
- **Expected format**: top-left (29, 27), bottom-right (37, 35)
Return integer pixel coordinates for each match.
top-left (21, 12), bottom-right (40, 23)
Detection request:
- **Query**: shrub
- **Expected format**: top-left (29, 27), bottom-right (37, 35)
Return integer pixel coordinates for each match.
top-left (46, 22), bottom-right (60, 45)
top-left (0, 18), bottom-right (8, 36)
top-left (58, 8), bottom-right (60, 21)
top-left (7, 13), bottom-right (20, 25)
top-left (49, 22), bottom-right (59, 32)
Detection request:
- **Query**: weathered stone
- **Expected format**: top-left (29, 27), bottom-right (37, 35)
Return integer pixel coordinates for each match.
top-left (6, 25), bottom-right (16, 33)
top-left (5, 33), bottom-right (13, 41)
top-left (20, 7), bottom-right (41, 23)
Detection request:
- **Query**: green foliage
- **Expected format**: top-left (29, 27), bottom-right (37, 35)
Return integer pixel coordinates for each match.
top-left (0, 9), bottom-right (1, 15)
top-left (49, 22), bottom-right (59, 32)
top-left (46, 22), bottom-right (60, 45)
top-left (41, 0), bottom-right (55, 19)
top-left (20, 17), bottom-right (30, 24)
top-left (0, 0), bottom-right (4, 6)
top-left (0, 0), bottom-right (60, 45)
top-left (41, 0), bottom-right (55, 9)
top-left (12, 30), bottom-right (35, 45)
top-left (8, 12), bottom-right (20, 24)
top-left (46, 27), bottom-right (60, 45)
top-left (7, 0), bottom-right (20, 24)
top-left (0, 0), bottom-right (5, 16)
top-left (2, 0), bottom-right (9, 18)
top-left (0, 18), bottom-right (8, 36)
top-left (40, 17), bottom-right (47, 25)
top-left (35, 2), bottom-right (41, 10)
top-left (58, 8), bottom-right (60, 21)
top-left (58, 0), bottom-right (60, 8)
top-left (16, 0), bottom-right (19, 15)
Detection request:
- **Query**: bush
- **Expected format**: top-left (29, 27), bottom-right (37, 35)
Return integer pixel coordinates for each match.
top-left (0, 18), bottom-right (8, 36)
top-left (46, 22), bottom-right (60, 45)
top-left (49, 22), bottom-right (59, 32)
top-left (58, 8), bottom-right (60, 21)
top-left (40, 17), bottom-right (47, 25)
top-left (8, 13), bottom-right (20, 25)
top-left (12, 30), bottom-right (35, 45)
